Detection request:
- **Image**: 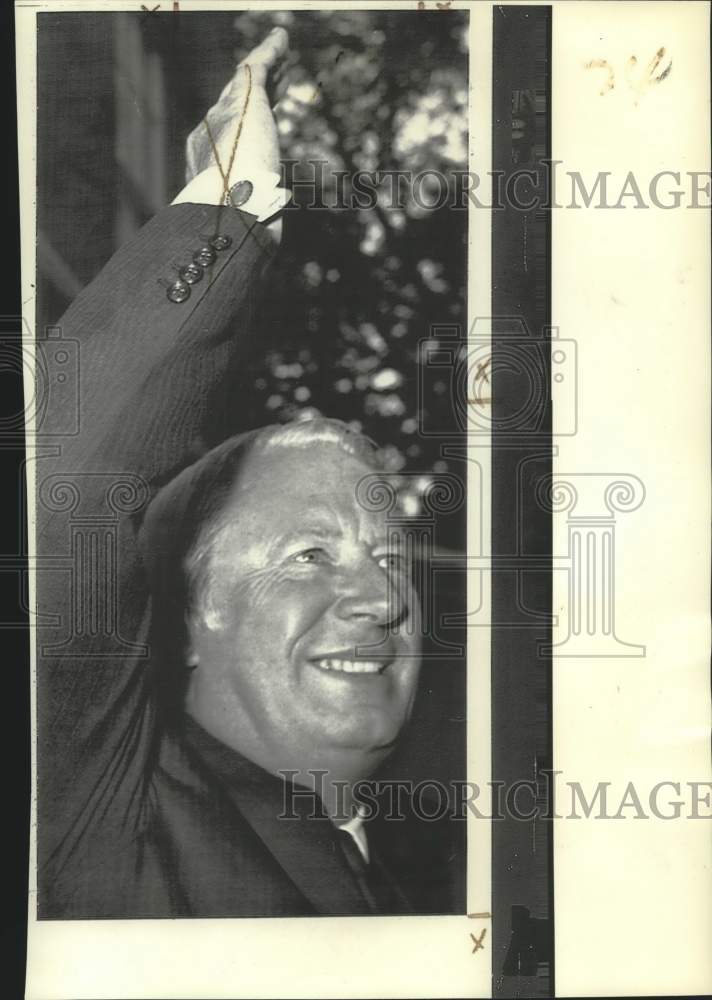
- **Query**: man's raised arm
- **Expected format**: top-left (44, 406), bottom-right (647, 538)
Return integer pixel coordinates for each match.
top-left (34, 28), bottom-right (291, 910)
top-left (43, 27), bottom-right (290, 486)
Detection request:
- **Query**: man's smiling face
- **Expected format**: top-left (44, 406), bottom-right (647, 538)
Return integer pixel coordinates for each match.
top-left (184, 442), bottom-right (422, 779)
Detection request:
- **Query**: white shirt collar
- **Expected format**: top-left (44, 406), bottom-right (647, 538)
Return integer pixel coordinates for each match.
top-left (338, 807), bottom-right (370, 863)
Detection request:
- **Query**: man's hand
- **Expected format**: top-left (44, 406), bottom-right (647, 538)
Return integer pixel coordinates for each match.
top-left (185, 26), bottom-right (289, 185)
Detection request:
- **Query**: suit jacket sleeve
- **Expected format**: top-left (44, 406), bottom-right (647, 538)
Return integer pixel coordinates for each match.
top-left (35, 204), bottom-right (276, 910)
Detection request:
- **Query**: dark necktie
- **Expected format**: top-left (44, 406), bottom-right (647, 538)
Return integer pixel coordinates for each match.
top-left (335, 828), bottom-right (412, 915)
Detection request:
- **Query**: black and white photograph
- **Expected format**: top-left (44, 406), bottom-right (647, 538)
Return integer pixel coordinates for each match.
top-left (33, 7), bottom-right (470, 923)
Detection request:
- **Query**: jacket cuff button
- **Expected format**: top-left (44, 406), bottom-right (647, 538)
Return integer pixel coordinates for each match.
top-left (193, 246), bottom-right (217, 267)
top-left (210, 234), bottom-right (233, 251)
top-left (179, 262), bottom-right (203, 284)
top-left (166, 279), bottom-right (191, 304)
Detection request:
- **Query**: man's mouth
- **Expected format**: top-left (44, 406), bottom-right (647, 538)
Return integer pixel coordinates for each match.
top-left (310, 656), bottom-right (391, 676)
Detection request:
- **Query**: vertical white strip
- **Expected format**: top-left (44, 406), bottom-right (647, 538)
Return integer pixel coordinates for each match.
top-left (552, 2), bottom-right (712, 995)
top-left (469, 2), bottom-right (492, 989)
top-left (16, 0), bottom-right (39, 944)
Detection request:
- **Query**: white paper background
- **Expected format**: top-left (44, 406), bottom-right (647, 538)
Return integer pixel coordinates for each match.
top-left (552, 2), bottom-right (712, 995)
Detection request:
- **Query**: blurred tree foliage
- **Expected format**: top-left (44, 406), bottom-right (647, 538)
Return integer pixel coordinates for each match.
top-left (198, 10), bottom-right (469, 478)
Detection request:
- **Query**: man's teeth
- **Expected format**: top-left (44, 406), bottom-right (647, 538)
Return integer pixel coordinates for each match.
top-left (315, 658), bottom-right (383, 674)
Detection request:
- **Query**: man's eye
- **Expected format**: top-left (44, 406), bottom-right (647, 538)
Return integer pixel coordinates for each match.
top-left (293, 548), bottom-right (327, 564)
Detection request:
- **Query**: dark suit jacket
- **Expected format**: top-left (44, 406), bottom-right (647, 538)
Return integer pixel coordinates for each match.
top-left (35, 203), bottom-right (464, 919)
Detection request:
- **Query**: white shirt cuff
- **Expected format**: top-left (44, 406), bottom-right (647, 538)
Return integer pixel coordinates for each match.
top-left (172, 166), bottom-right (291, 223)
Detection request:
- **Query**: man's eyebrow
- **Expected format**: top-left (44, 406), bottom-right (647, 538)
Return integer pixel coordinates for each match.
top-left (272, 522), bottom-right (342, 545)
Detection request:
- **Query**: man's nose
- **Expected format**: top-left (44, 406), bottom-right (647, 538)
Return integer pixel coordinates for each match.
top-left (334, 562), bottom-right (408, 629)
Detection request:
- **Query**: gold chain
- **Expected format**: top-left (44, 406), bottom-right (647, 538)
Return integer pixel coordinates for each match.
top-left (202, 63), bottom-right (253, 207)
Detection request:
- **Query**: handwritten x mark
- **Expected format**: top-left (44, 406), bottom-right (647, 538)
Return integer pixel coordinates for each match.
top-left (470, 929), bottom-right (487, 954)
top-left (476, 357), bottom-right (491, 384)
